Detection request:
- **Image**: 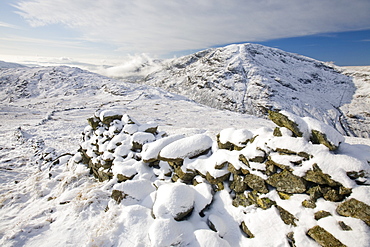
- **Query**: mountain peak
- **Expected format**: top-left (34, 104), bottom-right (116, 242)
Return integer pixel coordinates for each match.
top-left (143, 43), bottom-right (368, 137)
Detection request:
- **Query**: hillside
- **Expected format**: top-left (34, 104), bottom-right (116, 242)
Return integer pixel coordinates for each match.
top-left (143, 43), bottom-right (369, 138)
top-left (0, 61), bottom-right (369, 247)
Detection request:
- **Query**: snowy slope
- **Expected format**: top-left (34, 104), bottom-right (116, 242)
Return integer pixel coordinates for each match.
top-left (0, 61), bottom-right (25, 68)
top-left (0, 63), bottom-right (370, 247)
top-left (143, 43), bottom-right (368, 137)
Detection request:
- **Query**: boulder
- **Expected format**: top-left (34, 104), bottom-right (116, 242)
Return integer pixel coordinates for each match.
top-left (244, 174), bottom-right (269, 194)
top-left (159, 134), bottom-right (212, 162)
top-left (336, 198), bottom-right (370, 226)
top-left (314, 210), bottom-right (332, 220)
top-left (99, 110), bottom-right (123, 125)
top-left (307, 225), bottom-right (346, 247)
top-left (268, 110), bottom-right (305, 137)
top-left (240, 221), bottom-right (254, 238)
top-left (266, 170), bottom-right (306, 193)
top-left (276, 205), bottom-right (297, 226)
top-left (303, 164), bottom-right (341, 187)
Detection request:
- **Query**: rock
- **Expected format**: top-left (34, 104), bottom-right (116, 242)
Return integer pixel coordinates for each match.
top-left (247, 191), bottom-right (276, 209)
top-left (277, 191), bottom-right (291, 200)
top-left (266, 170), bottom-right (306, 193)
top-left (111, 190), bottom-right (126, 203)
top-left (314, 210), bottom-right (332, 220)
top-left (142, 134), bottom-right (184, 163)
top-left (307, 225), bottom-right (346, 247)
top-left (302, 199), bottom-right (316, 208)
top-left (303, 164), bottom-right (341, 187)
top-left (273, 127), bottom-right (282, 137)
top-left (321, 187), bottom-right (344, 202)
top-left (338, 221), bottom-right (352, 231)
top-left (276, 205), bottom-right (297, 226)
top-left (99, 110), bottom-right (123, 125)
top-left (230, 174), bottom-right (248, 193)
top-left (240, 221), bottom-right (254, 238)
top-left (232, 193), bottom-right (252, 207)
top-left (87, 117), bottom-right (100, 130)
top-left (311, 130), bottom-right (339, 151)
top-left (306, 186), bottom-right (323, 201)
top-left (174, 166), bottom-right (197, 182)
top-left (153, 183), bottom-right (195, 221)
top-left (159, 134), bottom-right (213, 162)
top-left (217, 128), bottom-right (253, 150)
top-left (286, 232), bottom-right (296, 247)
top-left (336, 198), bottom-right (370, 226)
top-left (268, 110), bottom-right (304, 137)
top-left (205, 171), bottom-right (230, 185)
top-left (117, 173), bottom-right (136, 183)
top-left (131, 132), bottom-right (156, 151)
top-left (244, 174), bottom-right (269, 194)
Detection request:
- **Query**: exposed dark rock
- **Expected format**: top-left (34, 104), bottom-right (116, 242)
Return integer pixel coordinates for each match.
top-left (247, 191), bottom-right (276, 209)
top-left (268, 110), bottom-right (303, 137)
top-left (111, 190), bottom-right (126, 204)
top-left (303, 164), bottom-right (341, 187)
top-left (314, 210), bottom-right (332, 220)
top-left (205, 171), bottom-right (230, 185)
top-left (336, 198), bottom-right (370, 226)
top-left (230, 174), bottom-right (248, 193)
top-left (117, 173), bottom-right (137, 183)
top-left (273, 127), bottom-right (282, 137)
top-left (266, 170), bottom-right (306, 193)
top-left (276, 205), bottom-right (297, 226)
top-left (302, 199), bottom-right (316, 208)
top-left (311, 130), bottom-right (339, 151)
top-left (244, 174), bottom-right (269, 194)
top-left (232, 193), bottom-right (252, 207)
top-left (240, 221), bottom-right (254, 238)
top-left (338, 221), bottom-right (352, 231)
top-left (307, 225), bottom-right (346, 247)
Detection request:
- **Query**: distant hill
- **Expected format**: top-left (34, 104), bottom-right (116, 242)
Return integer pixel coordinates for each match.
top-left (0, 60), bottom-right (25, 68)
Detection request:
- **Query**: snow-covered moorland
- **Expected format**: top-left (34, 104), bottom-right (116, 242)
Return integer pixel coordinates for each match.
top-left (0, 52), bottom-right (369, 247)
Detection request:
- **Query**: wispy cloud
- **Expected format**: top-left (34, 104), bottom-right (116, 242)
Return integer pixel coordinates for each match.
top-left (0, 21), bottom-right (20, 29)
top-left (14, 0), bottom-right (370, 56)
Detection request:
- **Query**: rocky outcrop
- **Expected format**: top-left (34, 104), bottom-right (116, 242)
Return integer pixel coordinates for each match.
top-left (76, 109), bottom-right (369, 246)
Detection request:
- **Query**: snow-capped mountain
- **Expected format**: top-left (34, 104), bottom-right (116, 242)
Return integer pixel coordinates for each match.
top-left (143, 43), bottom-right (369, 138)
top-left (0, 56), bottom-right (369, 247)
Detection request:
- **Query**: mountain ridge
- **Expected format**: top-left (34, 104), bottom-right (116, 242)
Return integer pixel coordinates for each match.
top-left (143, 43), bottom-right (369, 138)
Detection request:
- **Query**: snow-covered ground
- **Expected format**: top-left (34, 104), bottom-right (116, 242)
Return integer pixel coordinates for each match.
top-left (0, 57), bottom-right (369, 247)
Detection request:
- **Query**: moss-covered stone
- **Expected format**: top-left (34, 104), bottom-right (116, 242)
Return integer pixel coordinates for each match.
top-left (87, 117), bottom-right (100, 130)
top-left (266, 170), bottom-right (306, 193)
top-left (205, 171), bottom-right (230, 185)
top-left (307, 225), bottom-right (346, 247)
top-left (321, 187), bottom-right (344, 202)
top-left (311, 130), bottom-right (339, 151)
top-left (230, 174), bottom-right (248, 193)
top-left (244, 174), bottom-right (269, 194)
top-left (336, 198), bottom-right (370, 226)
top-left (302, 199), bottom-right (316, 208)
top-left (232, 193), bottom-right (253, 207)
top-left (240, 221), bottom-right (254, 238)
top-left (117, 173), bottom-right (136, 183)
top-left (268, 110), bottom-right (303, 137)
top-left (278, 191), bottom-right (291, 200)
top-left (111, 190), bottom-right (126, 204)
top-left (248, 191), bottom-right (276, 209)
top-left (276, 205), bottom-right (297, 226)
top-left (303, 164), bottom-right (341, 187)
top-left (314, 210), bottom-right (332, 220)
top-left (273, 127), bottom-right (282, 137)
top-left (174, 166), bottom-right (196, 182)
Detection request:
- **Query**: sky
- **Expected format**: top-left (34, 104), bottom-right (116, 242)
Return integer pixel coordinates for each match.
top-left (1, 0), bottom-right (370, 68)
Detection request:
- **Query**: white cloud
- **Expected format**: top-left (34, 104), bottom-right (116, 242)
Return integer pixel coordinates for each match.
top-left (0, 21), bottom-right (20, 29)
top-left (14, 0), bottom-right (370, 56)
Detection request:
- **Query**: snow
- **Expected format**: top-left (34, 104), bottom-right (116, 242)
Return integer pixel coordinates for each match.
top-left (153, 182), bottom-right (195, 219)
top-left (218, 127), bottom-right (253, 146)
top-left (0, 59), bottom-right (369, 247)
top-left (159, 134), bottom-right (213, 160)
top-left (141, 134), bottom-right (184, 162)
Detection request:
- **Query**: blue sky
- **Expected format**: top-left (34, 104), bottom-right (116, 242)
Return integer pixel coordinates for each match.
top-left (1, 0), bottom-right (370, 67)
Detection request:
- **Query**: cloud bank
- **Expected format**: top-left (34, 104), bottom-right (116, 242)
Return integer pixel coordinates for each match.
top-left (14, 0), bottom-right (370, 56)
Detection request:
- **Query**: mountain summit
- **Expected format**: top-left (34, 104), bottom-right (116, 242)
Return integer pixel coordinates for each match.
top-left (144, 43), bottom-right (368, 137)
